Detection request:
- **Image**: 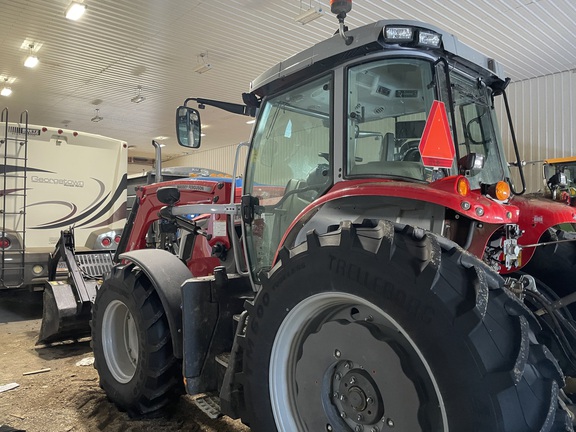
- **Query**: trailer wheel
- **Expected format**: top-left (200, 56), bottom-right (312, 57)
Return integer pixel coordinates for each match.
top-left (91, 263), bottom-right (182, 417)
top-left (241, 220), bottom-right (570, 432)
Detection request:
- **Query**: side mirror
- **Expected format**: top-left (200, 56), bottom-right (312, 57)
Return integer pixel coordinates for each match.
top-left (176, 106), bottom-right (201, 148)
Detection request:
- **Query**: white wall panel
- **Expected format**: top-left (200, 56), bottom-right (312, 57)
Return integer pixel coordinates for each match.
top-left (497, 70), bottom-right (576, 193)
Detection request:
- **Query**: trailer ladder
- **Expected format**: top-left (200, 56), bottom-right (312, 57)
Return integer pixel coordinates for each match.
top-left (1, 108), bottom-right (29, 288)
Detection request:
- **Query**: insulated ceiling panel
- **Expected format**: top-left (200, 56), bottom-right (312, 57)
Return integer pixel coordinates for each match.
top-left (0, 0), bottom-right (574, 158)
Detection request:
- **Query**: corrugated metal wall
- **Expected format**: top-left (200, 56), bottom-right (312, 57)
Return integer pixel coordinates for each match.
top-left (163, 143), bottom-right (249, 177)
top-left (497, 70), bottom-right (576, 193)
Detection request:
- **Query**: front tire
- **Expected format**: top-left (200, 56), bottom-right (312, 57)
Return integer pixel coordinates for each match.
top-left (242, 220), bottom-right (570, 431)
top-left (91, 263), bottom-right (182, 417)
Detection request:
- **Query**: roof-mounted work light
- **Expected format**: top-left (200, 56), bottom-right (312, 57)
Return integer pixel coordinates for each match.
top-left (384, 26), bottom-right (413, 43)
top-left (419, 30), bottom-right (442, 48)
top-left (384, 25), bottom-right (442, 48)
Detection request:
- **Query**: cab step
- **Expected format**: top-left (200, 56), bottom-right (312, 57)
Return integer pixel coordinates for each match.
top-left (194, 393), bottom-right (222, 419)
top-left (216, 352), bottom-right (230, 368)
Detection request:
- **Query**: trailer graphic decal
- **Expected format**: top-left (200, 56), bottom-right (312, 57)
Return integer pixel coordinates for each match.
top-left (29, 178), bottom-right (107, 225)
top-left (30, 174), bottom-right (127, 230)
top-left (77, 175), bottom-right (128, 227)
top-left (86, 203), bottom-right (127, 228)
top-left (7, 125), bottom-right (41, 136)
top-left (27, 201), bottom-right (78, 224)
top-left (30, 176), bottom-right (85, 188)
top-left (84, 178), bottom-right (106, 210)
top-left (0, 188), bottom-right (25, 197)
top-left (2, 163), bottom-right (52, 174)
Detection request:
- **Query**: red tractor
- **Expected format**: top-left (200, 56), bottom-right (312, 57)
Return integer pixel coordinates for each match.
top-left (91, 4), bottom-right (576, 431)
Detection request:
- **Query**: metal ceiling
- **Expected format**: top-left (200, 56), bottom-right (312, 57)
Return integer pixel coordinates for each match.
top-left (1, 0), bottom-right (575, 162)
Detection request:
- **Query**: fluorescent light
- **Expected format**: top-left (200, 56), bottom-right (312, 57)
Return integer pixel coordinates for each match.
top-left (246, 119), bottom-right (256, 124)
top-left (131, 86), bottom-right (146, 103)
top-left (66, 2), bottom-right (86, 20)
top-left (131, 94), bottom-right (145, 103)
top-left (153, 136), bottom-right (169, 140)
top-left (295, 6), bottom-right (324, 24)
top-left (91, 109), bottom-right (103, 122)
top-left (24, 44), bottom-right (39, 68)
top-left (24, 55), bottom-right (39, 68)
top-left (1, 87), bottom-right (12, 97)
top-left (193, 63), bottom-right (212, 74)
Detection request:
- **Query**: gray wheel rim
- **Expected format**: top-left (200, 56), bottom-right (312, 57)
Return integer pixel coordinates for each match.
top-left (102, 299), bottom-right (139, 384)
top-left (270, 292), bottom-right (448, 432)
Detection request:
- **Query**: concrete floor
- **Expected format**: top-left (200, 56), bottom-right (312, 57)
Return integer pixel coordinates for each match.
top-left (0, 289), bottom-right (43, 324)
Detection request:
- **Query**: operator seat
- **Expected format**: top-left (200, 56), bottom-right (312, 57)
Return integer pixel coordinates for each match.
top-left (382, 132), bottom-right (396, 162)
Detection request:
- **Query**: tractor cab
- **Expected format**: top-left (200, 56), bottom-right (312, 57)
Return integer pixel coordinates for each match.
top-left (543, 156), bottom-right (576, 204)
top-left (179, 20), bottom-right (518, 283)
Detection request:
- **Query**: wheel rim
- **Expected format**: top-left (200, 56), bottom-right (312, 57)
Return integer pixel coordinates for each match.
top-left (270, 292), bottom-right (448, 432)
top-left (102, 299), bottom-right (139, 384)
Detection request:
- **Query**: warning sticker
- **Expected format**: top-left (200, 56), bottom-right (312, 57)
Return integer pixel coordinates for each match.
top-left (418, 100), bottom-right (455, 169)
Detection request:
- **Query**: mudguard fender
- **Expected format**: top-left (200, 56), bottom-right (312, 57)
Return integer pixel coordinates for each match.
top-left (119, 248), bottom-right (192, 358)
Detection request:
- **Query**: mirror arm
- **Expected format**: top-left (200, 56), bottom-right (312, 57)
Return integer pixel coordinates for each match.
top-left (183, 97), bottom-right (256, 117)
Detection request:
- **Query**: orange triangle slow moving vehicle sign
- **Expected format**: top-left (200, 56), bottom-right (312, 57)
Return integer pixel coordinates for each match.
top-left (418, 100), bottom-right (455, 169)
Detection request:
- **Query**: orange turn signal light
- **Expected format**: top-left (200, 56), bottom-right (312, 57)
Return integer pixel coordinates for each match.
top-left (484, 181), bottom-right (511, 201)
top-left (494, 181), bottom-right (511, 201)
top-left (457, 177), bottom-right (470, 197)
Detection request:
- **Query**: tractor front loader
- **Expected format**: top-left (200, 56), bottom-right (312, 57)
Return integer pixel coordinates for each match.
top-left (38, 173), bottom-right (241, 345)
top-left (90, 3), bottom-right (576, 431)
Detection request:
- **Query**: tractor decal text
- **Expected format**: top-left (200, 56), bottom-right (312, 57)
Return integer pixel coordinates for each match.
top-left (328, 254), bottom-right (435, 324)
top-left (271, 262), bottom-right (306, 291)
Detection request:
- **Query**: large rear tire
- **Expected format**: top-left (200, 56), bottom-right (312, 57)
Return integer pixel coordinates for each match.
top-left (241, 220), bottom-right (571, 431)
top-left (91, 263), bottom-right (183, 417)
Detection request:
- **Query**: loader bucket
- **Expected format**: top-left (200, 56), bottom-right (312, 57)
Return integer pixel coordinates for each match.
top-left (37, 280), bottom-right (95, 345)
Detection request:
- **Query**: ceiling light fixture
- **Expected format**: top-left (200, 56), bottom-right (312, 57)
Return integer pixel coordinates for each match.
top-left (193, 52), bottom-right (212, 74)
top-left (24, 44), bottom-right (39, 68)
top-left (1, 78), bottom-right (12, 97)
top-left (295, 1), bottom-right (324, 24)
top-left (131, 86), bottom-right (146, 103)
top-left (91, 109), bottom-right (103, 122)
top-left (66, 1), bottom-right (86, 21)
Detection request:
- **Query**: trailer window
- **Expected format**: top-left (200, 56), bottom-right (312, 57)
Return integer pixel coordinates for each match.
top-left (346, 58), bottom-right (435, 181)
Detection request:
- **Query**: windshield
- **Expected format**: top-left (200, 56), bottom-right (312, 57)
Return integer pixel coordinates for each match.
top-left (345, 58), bottom-right (510, 188)
top-left (346, 58), bottom-right (436, 181)
top-left (243, 75), bottom-right (332, 281)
